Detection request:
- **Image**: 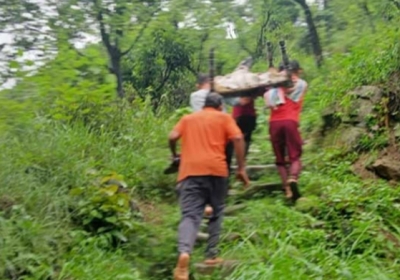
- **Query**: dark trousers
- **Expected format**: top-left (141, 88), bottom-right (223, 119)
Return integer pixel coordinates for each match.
top-left (226, 115), bottom-right (257, 172)
top-left (177, 176), bottom-right (228, 258)
top-left (269, 120), bottom-right (302, 185)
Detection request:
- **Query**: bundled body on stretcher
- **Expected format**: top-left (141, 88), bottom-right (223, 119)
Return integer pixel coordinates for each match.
top-left (213, 40), bottom-right (301, 101)
top-left (213, 60), bottom-right (291, 98)
top-left (213, 57), bottom-right (306, 109)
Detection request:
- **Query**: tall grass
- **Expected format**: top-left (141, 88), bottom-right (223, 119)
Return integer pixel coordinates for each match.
top-left (1, 26), bottom-right (400, 279)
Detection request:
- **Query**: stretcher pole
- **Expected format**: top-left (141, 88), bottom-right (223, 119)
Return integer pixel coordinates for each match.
top-left (209, 47), bottom-right (215, 93)
top-left (266, 41), bottom-right (274, 69)
top-left (278, 40), bottom-right (293, 88)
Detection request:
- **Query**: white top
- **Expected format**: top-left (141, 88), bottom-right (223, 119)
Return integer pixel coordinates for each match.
top-left (189, 89), bottom-right (239, 112)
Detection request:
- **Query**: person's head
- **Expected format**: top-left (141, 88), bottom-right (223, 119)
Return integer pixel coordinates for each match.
top-left (203, 92), bottom-right (224, 111)
top-left (278, 60), bottom-right (303, 75)
top-left (196, 74), bottom-right (210, 89)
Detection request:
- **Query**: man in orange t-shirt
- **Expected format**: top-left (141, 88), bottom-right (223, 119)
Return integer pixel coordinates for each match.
top-left (169, 93), bottom-right (249, 280)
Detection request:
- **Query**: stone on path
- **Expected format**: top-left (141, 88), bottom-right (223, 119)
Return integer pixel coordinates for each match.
top-left (196, 232), bottom-right (242, 243)
top-left (372, 156), bottom-right (400, 181)
top-left (196, 232), bottom-right (209, 241)
top-left (223, 232), bottom-right (242, 242)
top-left (202, 204), bottom-right (247, 219)
top-left (224, 204), bottom-right (247, 216)
top-left (294, 197), bottom-right (318, 213)
top-left (194, 260), bottom-right (240, 276)
top-left (229, 182), bottom-right (283, 200)
top-left (231, 164), bottom-right (276, 171)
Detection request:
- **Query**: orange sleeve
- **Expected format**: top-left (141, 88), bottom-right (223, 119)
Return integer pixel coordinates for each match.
top-left (173, 116), bottom-right (186, 135)
top-left (224, 115), bottom-right (242, 140)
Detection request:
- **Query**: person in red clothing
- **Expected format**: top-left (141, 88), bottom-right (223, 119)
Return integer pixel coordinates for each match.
top-left (264, 60), bottom-right (308, 202)
top-left (225, 96), bottom-right (257, 172)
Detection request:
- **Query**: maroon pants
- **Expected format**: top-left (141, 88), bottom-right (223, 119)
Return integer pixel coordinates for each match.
top-left (269, 120), bottom-right (302, 185)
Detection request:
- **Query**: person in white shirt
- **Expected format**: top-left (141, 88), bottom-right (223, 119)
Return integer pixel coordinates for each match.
top-left (190, 74), bottom-right (211, 112)
top-left (190, 74), bottom-right (241, 112)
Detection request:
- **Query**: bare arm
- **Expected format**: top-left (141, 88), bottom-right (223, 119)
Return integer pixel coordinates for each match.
top-left (225, 116), bottom-right (246, 169)
top-left (287, 79), bottom-right (308, 102)
top-left (232, 135), bottom-right (246, 170)
top-left (225, 116), bottom-right (249, 187)
top-left (168, 130), bottom-right (180, 158)
top-left (238, 97), bottom-right (253, 106)
top-left (286, 77), bottom-right (307, 94)
top-left (285, 86), bottom-right (296, 94)
top-left (169, 116), bottom-right (185, 158)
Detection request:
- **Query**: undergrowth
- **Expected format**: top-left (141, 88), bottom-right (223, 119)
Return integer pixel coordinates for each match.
top-left (1, 26), bottom-right (400, 280)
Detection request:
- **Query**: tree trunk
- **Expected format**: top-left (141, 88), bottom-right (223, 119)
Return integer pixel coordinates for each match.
top-left (111, 54), bottom-right (124, 99)
top-left (360, 1), bottom-right (376, 33)
top-left (323, 0), bottom-right (333, 45)
top-left (294, 0), bottom-right (323, 67)
top-left (97, 9), bottom-right (125, 98)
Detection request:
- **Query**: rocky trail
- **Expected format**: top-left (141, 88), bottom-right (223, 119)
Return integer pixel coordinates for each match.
top-left (189, 149), bottom-right (306, 278)
top-left (186, 85), bottom-right (400, 278)
top-left (148, 84), bottom-right (400, 279)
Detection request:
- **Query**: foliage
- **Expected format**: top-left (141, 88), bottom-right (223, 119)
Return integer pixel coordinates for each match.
top-left (69, 172), bottom-right (142, 245)
top-left (0, 99), bottom-right (173, 279)
top-left (303, 25), bottom-right (400, 131)
top-left (196, 163), bottom-right (400, 280)
top-left (125, 27), bottom-right (194, 107)
top-left (1, 1), bottom-right (400, 280)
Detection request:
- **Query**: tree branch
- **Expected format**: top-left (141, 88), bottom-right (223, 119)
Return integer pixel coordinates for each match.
top-left (96, 9), bottom-right (114, 55)
top-left (388, 0), bottom-right (400, 10)
top-left (237, 9), bottom-right (271, 60)
top-left (121, 6), bottom-right (163, 57)
top-left (63, 39), bottom-right (88, 58)
top-left (155, 64), bottom-right (172, 93)
top-left (238, 37), bottom-right (255, 57)
top-left (186, 65), bottom-right (197, 76)
top-left (293, 0), bottom-right (323, 67)
top-left (195, 32), bottom-right (209, 72)
top-left (254, 10), bottom-right (271, 59)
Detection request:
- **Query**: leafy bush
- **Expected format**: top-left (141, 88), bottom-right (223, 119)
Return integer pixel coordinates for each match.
top-left (0, 90), bottom-right (176, 278)
top-left (0, 205), bottom-right (69, 279)
top-left (69, 172), bottom-right (143, 246)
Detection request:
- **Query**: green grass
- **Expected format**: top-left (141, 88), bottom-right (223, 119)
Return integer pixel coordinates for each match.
top-left (1, 27), bottom-right (400, 279)
top-left (1, 99), bottom-right (400, 280)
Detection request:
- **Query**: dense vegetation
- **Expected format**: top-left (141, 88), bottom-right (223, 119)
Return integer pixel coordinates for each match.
top-left (1, 0), bottom-right (400, 279)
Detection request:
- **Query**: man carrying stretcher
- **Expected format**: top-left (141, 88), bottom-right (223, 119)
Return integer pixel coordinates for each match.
top-left (264, 60), bottom-right (308, 202)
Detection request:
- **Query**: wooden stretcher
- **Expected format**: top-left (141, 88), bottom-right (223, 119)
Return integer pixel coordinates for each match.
top-left (210, 41), bottom-right (293, 97)
top-left (213, 72), bottom-right (290, 98)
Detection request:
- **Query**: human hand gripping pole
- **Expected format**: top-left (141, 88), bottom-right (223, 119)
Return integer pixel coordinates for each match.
top-left (164, 131), bottom-right (181, 175)
top-left (236, 167), bottom-right (250, 189)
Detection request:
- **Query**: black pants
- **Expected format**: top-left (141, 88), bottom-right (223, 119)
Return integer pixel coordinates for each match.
top-left (226, 115), bottom-right (257, 172)
top-left (176, 176), bottom-right (228, 258)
